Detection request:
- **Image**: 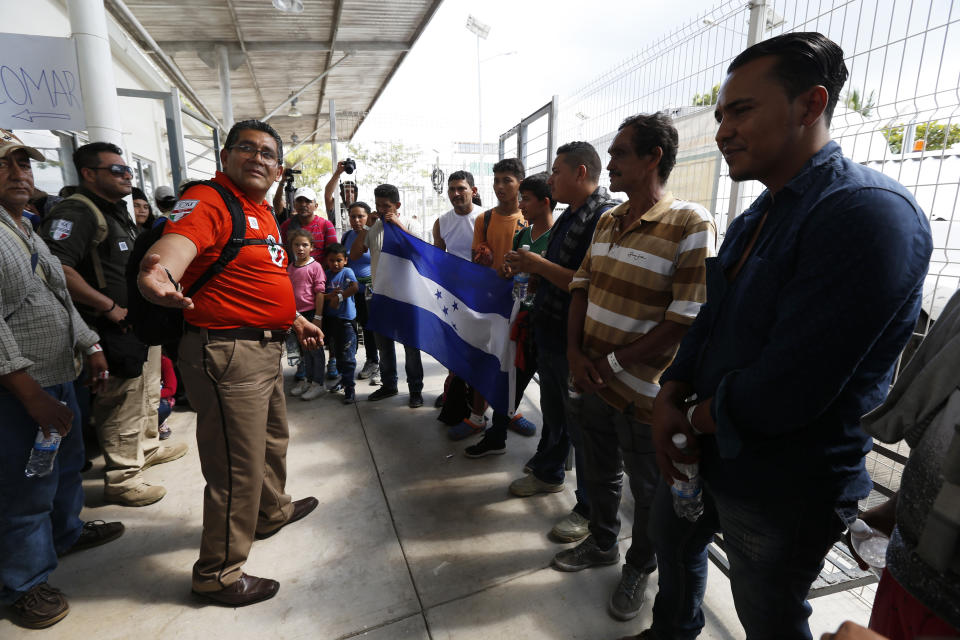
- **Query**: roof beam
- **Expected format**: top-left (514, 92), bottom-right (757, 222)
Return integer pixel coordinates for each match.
top-left (158, 40), bottom-right (409, 54)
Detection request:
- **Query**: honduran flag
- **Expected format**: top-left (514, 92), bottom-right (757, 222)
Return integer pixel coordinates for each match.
top-left (367, 223), bottom-right (519, 415)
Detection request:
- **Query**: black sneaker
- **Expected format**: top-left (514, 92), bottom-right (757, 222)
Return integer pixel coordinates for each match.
top-left (552, 536), bottom-right (620, 572)
top-left (408, 392), bottom-right (424, 408)
top-left (464, 437), bottom-right (506, 458)
top-left (608, 563), bottom-right (650, 621)
top-left (368, 386), bottom-right (398, 401)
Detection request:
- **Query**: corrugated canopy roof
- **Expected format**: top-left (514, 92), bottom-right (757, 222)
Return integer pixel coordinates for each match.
top-left (107, 0), bottom-right (443, 145)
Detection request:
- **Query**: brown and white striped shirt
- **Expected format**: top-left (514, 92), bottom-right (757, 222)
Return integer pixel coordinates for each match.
top-left (569, 193), bottom-right (715, 417)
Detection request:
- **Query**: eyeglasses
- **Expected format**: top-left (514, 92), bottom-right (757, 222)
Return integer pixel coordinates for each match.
top-left (229, 143), bottom-right (279, 166)
top-left (92, 164), bottom-right (133, 177)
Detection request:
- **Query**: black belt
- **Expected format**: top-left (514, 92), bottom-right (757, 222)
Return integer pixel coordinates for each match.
top-left (185, 323), bottom-right (287, 342)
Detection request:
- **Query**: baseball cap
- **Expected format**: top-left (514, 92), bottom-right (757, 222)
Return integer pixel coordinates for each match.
top-left (155, 185), bottom-right (177, 204)
top-left (293, 186), bottom-right (317, 202)
top-left (0, 129), bottom-right (44, 161)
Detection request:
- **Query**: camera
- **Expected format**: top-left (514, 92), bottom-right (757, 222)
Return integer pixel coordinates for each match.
top-left (342, 158), bottom-right (356, 174)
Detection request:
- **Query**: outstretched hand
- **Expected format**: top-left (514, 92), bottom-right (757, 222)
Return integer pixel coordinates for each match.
top-left (138, 254), bottom-right (193, 310)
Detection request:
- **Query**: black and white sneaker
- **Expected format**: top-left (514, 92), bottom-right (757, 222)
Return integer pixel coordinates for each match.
top-left (464, 437), bottom-right (506, 458)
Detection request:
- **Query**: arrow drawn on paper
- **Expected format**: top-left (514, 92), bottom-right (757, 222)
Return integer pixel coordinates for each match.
top-left (10, 109), bottom-right (70, 123)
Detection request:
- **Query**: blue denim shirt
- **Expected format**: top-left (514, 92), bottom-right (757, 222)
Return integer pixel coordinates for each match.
top-left (662, 141), bottom-right (933, 501)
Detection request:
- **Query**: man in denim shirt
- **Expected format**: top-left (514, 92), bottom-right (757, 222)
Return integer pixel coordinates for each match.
top-left (624, 34), bottom-right (933, 640)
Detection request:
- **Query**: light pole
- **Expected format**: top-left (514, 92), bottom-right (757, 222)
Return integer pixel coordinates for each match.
top-left (466, 15), bottom-right (490, 179)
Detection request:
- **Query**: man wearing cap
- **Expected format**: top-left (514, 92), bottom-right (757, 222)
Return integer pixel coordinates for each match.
top-left (137, 119), bottom-right (322, 607)
top-left (154, 185), bottom-right (177, 218)
top-left (280, 186), bottom-right (338, 260)
top-left (0, 130), bottom-right (123, 629)
top-left (40, 142), bottom-right (187, 508)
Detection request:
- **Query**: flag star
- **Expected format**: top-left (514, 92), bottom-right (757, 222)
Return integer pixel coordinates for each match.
top-left (452, 301), bottom-right (459, 311)
top-left (442, 306), bottom-right (449, 315)
top-left (435, 289), bottom-right (443, 300)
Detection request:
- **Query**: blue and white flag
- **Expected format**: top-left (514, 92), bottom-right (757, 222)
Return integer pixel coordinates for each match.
top-left (368, 223), bottom-right (518, 415)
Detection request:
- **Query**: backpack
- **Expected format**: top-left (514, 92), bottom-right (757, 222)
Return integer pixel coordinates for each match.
top-left (125, 180), bottom-right (280, 346)
top-left (64, 193), bottom-right (110, 288)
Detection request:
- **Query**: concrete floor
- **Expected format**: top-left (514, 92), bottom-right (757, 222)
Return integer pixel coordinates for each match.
top-left (2, 352), bottom-right (873, 639)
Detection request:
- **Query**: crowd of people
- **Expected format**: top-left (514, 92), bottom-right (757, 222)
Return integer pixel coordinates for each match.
top-left (1, 30), bottom-right (957, 640)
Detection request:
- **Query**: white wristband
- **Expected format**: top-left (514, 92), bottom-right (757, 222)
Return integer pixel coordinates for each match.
top-left (606, 351), bottom-right (624, 373)
top-left (686, 403), bottom-right (702, 434)
top-left (85, 343), bottom-right (103, 356)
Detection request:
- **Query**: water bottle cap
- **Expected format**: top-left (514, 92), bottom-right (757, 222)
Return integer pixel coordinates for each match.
top-left (849, 519), bottom-right (870, 534)
top-left (671, 433), bottom-right (688, 448)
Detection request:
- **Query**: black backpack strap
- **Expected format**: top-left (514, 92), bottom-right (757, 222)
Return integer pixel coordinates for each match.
top-left (183, 180), bottom-right (249, 297)
top-left (482, 209), bottom-right (492, 239)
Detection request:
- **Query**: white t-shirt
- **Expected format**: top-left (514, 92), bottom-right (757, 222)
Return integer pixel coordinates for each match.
top-left (438, 206), bottom-right (481, 261)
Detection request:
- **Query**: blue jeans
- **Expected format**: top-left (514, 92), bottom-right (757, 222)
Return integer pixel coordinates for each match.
top-left (0, 383), bottom-right (85, 603)
top-left (158, 398), bottom-right (172, 424)
top-left (375, 332), bottom-right (423, 393)
top-left (648, 478), bottom-right (845, 640)
top-left (326, 318), bottom-right (357, 392)
top-left (526, 345), bottom-right (590, 518)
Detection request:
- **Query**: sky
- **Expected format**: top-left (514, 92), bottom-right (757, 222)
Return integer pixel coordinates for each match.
top-left (352, 0), bottom-right (719, 151)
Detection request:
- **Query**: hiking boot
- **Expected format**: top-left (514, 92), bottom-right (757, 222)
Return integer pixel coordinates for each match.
top-left (552, 536), bottom-right (619, 572)
top-left (142, 442), bottom-right (188, 470)
top-left (550, 510), bottom-right (590, 543)
top-left (60, 520), bottom-right (125, 556)
top-left (448, 417), bottom-right (486, 441)
top-left (609, 564), bottom-right (651, 621)
top-left (289, 379), bottom-right (310, 396)
top-left (408, 392), bottom-right (424, 408)
top-left (104, 483), bottom-right (166, 507)
top-left (509, 473), bottom-right (564, 497)
top-left (12, 583), bottom-right (69, 629)
top-left (464, 436), bottom-right (506, 458)
top-left (368, 386), bottom-right (398, 401)
top-left (357, 361), bottom-right (379, 380)
top-left (507, 414), bottom-right (537, 437)
top-left (301, 382), bottom-right (324, 401)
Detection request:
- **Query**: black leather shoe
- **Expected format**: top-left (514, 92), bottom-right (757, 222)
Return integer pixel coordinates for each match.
top-left (255, 496), bottom-right (319, 540)
top-left (408, 392), bottom-right (424, 408)
top-left (192, 574), bottom-right (279, 607)
top-left (59, 521), bottom-right (125, 556)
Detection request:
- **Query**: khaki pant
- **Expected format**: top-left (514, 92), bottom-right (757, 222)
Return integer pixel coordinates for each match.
top-left (143, 345), bottom-right (162, 438)
top-left (93, 370), bottom-right (160, 491)
top-left (179, 330), bottom-right (294, 591)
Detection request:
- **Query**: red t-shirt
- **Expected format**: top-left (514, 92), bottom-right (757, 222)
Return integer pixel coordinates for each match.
top-left (280, 214), bottom-right (338, 260)
top-left (163, 171), bottom-right (296, 329)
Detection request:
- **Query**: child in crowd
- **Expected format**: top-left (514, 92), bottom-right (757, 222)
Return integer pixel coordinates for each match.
top-left (451, 158), bottom-right (528, 440)
top-left (323, 243), bottom-right (360, 403)
top-left (341, 201), bottom-right (380, 385)
top-left (464, 172), bottom-right (555, 456)
top-left (158, 350), bottom-right (177, 440)
top-left (286, 229), bottom-right (327, 401)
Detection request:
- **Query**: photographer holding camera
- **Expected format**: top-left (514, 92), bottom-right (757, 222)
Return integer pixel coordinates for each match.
top-left (324, 159), bottom-right (358, 226)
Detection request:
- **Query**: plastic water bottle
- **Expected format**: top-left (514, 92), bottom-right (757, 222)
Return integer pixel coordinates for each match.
top-left (849, 519), bottom-right (889, 576)
top-left (670, 433), bottom-right (703, 521)
top-left (567, 373), bottom-right (582, 400)
top-left (25, 426), bottom-right (62, 478)
top-left (513, 244), bottom-right (531, 301)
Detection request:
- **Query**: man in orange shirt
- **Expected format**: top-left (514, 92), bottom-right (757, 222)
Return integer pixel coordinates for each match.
top-left (137, 120), bottom-right (323, 607)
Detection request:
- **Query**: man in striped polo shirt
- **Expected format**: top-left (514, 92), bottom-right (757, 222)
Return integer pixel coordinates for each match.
top-left (553, 112), bottom-right (715, 623)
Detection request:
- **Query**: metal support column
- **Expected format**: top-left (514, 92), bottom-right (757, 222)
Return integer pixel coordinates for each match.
top-left (329, 99), bottom-right (339, 228)
top-left (216, 44), bottom-right (234, 130)
top-left (68, 0), bottom-right (123, 145)
top-left (724, 0), bottom-right (768, 230)
top-left (547, 94), bottom-right (559, 171)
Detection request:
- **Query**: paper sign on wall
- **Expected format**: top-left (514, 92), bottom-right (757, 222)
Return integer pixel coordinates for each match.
top-left (0, 32), bottom-right (85, 131)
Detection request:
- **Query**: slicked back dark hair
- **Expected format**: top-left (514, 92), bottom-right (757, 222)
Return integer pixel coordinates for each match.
top-left (223, 119), bottom-right (284, 165)
top-left (492, 158), bottom-right (525, 180)
top-left (728, 32), bottom-right (848, 127)
top-left (519, 172), bottom-right (556, 209)
top-left (348, 200), bottom-right (371, 214)
top-left (618, 112), bottom-right (679, 183)
top-left (73, 142), bottom-right (124, 178)
top-left (556, 141), bottom-right (601, 182)
top-left (374, 183), bottom-right (400, 204)
top-left (448, 170), bottom-right (475, 188)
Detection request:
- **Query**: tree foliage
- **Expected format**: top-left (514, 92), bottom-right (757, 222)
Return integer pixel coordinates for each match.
top-left (283, 143), bottom-right (333, 190)
top-left (345, 141), bottom-right (429, 189)
top-left (692, 83), bottom-right (720, 107)
top-left (881, 121), bottom-right (960, 154)
top-left (844, 89), bottom-right (876, 118)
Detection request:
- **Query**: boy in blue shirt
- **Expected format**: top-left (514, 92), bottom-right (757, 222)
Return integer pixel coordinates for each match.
top-left (323, 243), bottom-right (360, 403)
